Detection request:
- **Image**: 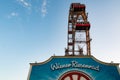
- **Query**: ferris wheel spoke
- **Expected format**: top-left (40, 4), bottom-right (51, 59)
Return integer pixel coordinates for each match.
top-left (59, 71), bottom-right (91, 80)
top-left (77, 74), bottom-right (80, 80)
top-left (69, 75), bottom-right (73, 80)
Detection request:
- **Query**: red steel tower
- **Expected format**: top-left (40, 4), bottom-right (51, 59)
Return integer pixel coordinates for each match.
top-left (65, 3), bottom-right (91, 56)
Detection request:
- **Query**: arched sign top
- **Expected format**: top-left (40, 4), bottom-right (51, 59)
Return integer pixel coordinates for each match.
top-left (30, 55), bottom-right (119, 66)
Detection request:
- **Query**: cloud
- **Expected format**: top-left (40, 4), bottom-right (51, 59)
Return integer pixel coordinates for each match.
top-left (16, 0), bottom-right (48, 17)
top-left (41, 0), bottom-right (47, 17)
top-left (17, 0), bottom-right (31, 9)
top-left (7, 12), bottom-right (19, 18)
top-left (11, 12), bottom-right (18, 16)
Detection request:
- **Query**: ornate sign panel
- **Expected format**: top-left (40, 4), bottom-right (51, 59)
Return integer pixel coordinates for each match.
top-left (27, 56), bottom-right (120, 80)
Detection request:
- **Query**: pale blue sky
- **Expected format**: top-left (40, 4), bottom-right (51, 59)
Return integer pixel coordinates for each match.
top-left (0, 0), bottom-right (120, 80)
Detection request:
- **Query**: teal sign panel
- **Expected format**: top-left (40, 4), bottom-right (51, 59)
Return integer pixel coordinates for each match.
top-left (27, 56), bottom-right (120, 80)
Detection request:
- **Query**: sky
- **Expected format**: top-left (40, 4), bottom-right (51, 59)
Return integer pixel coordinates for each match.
top-left (0, 0), bottom-right (120, 80)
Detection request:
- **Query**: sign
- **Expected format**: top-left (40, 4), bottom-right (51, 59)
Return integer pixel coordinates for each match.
top-left (27, 56), bottom-right (120, 80)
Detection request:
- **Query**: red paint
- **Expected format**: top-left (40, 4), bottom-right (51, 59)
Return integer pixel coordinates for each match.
top-left (59, 71), bottom-right (92, 80)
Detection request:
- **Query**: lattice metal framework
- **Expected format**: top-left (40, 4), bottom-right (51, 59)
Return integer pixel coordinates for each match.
top-left (65, 3), bottom-right (91, 56)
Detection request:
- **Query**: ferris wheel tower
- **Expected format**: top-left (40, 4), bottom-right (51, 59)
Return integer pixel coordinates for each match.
top-left (65, 3), bottom-right (91, 56)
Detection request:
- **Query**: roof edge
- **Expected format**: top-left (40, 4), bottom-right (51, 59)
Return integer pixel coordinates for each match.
top-left (91, 55), bottom-right (119, 66)
top-left (30, 55), bottom-right (119, 66)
